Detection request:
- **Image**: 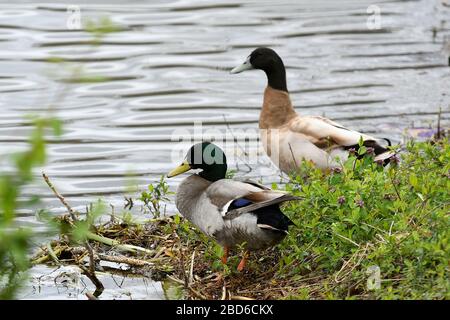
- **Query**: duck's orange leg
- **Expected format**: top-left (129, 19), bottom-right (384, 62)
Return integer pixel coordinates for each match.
top-left (221, 246), bottom-right (229, 264)
top-left (237, 250), bottom-right (248, 272)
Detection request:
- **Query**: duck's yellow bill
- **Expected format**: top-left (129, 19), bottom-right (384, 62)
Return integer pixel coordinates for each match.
top-left (167, 160), bottom-right (191, 178)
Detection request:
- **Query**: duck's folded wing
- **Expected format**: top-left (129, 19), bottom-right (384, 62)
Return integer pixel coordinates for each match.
top-left (205, 180), bottom-right (301, 234)
top-left (289, 116), bottom-right (378, 147)
top-left (223, 193), bottom-right (302, 220)
top-left (206, 180), bottom-right (286, 205)
top-left (289, 116), bottom-right (393, 156)
top-left (239, 178), bottom-right (271, 190)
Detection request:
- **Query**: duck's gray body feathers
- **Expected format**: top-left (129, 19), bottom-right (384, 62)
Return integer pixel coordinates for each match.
top-left (175, 175), bottom-right (293, 250)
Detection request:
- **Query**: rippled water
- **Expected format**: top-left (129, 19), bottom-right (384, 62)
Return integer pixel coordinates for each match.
top-left (1, 0), bottom-right (449, 299)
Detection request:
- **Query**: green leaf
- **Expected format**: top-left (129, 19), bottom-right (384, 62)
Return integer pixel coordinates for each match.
top-left (51, 118), bottom-right (63, 136)
top-left (409, 173), bottom-right (418, 188)
top-left (358, 146), bottom-right (367, 156)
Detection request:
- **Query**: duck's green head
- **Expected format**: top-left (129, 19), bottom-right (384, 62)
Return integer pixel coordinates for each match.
top-left (167, 142), bottom-right (227, 182)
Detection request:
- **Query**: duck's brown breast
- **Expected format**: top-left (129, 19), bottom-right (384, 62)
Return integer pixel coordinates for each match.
top-left (259, 86), bottom-right (297, 129)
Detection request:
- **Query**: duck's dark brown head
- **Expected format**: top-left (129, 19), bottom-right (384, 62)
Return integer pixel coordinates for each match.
top-left (230, 47), bottom-right (288, 92)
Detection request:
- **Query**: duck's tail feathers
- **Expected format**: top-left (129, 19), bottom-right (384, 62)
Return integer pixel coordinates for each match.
top-left (374, 151), bottom-right (396, 162)
top-left (374, 150), bottom-right (398, 166)
top-left (256, 205), bottom-right (294, 233)
top-left (257, 223), bottom-right (289, 234)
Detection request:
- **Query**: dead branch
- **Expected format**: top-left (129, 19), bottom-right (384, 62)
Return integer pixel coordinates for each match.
top-left (42, 172), bottom-right (78, 221)
top-left (97, 253), bottom-right (153, 267)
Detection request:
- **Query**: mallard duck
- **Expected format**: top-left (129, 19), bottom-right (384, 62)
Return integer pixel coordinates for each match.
top-left (167, 142), bottom-right (299, 271)
top-left (230, 47), bottom-right (394, 174)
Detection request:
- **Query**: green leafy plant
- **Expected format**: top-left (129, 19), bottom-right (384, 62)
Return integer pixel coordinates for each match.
top-left (140, 176), bottom-right (173, 218)
top-left (225, 169), bottom-right (237, 179)
top-left (0, 117), bottom-right (61, 299)
top-left (84, 16), bottom-right (124, 44)
top-left (277, 138), bottom-right (449, 299)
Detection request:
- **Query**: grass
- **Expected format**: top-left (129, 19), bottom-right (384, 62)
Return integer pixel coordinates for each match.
top-left (31, 137), bottom-right (449, 300)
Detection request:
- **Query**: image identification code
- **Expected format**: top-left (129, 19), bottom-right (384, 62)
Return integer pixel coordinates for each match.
top-left (176, 304), bottom-right (274, 317)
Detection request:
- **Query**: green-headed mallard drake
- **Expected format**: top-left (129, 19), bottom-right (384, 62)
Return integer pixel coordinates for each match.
top-left (167, 142), bottom-right (299, 271)
top-left (230, 47), bottom-right (394, 174)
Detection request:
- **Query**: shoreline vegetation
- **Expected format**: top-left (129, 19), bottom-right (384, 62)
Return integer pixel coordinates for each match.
top-left (30, 133), bottom-right (449, 300)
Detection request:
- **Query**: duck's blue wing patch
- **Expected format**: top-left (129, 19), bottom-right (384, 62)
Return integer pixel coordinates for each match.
top-left (229, 198), bottom-right (252, 210)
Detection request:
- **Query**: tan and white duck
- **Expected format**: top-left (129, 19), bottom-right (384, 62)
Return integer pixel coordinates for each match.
top-left (230, 47), bottom-right (393, 174)
top-left (167, 142), bottom-right (299, 271)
